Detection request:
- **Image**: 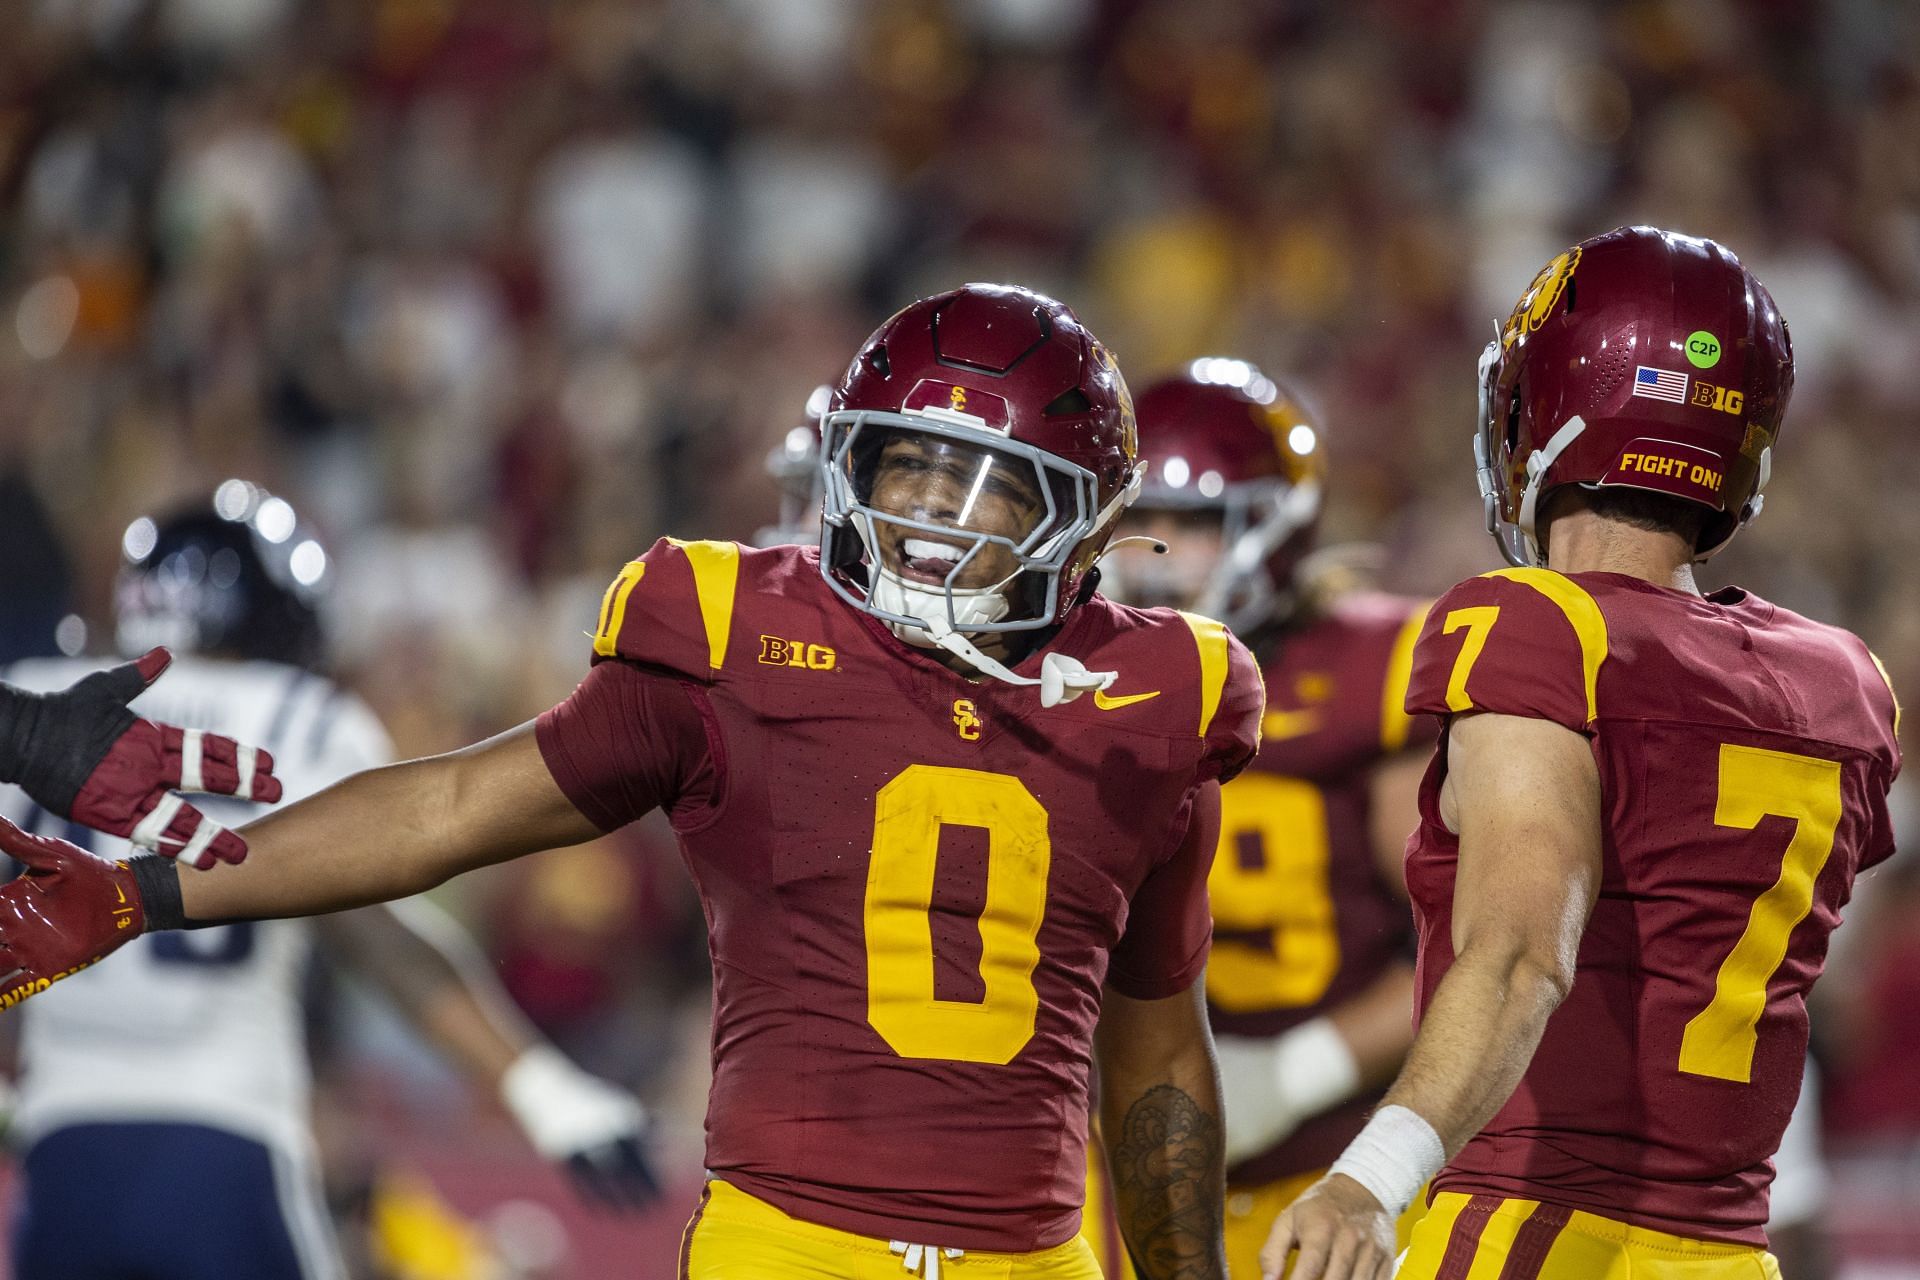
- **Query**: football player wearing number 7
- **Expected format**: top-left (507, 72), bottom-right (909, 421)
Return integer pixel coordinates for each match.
top-left (1260, 226), bottom-right (1901, 1280)
top-left (0, 284), bottom-right (1265, 1280)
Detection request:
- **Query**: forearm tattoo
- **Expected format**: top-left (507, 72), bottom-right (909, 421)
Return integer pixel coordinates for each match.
top-left (1108, 1083), bottom-right (1227, 1279)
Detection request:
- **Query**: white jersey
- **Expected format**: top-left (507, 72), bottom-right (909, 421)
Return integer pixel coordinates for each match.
top-left (0, 656), bottom-right (392, 1155)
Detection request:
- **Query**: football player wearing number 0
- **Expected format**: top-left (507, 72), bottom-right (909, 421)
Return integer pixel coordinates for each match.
top-left (1260, 226), bottom-right (1902, 1280)
top-left (1105, 363), bottom-right (1434, 1279)
top-left (0, 286), bottom-right (1264, 1280)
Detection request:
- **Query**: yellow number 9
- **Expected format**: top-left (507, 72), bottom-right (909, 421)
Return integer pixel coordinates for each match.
top-left (1205, 774), bottom-right (1339, 1012)
top-left (865, 765), bottom-right (1052, 1064)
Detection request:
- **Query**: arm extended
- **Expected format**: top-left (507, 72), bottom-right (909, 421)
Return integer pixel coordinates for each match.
top-left (179, 723), bottom-right (600, 922)
top-left (1098, 980), bottom-right (1228, 1280)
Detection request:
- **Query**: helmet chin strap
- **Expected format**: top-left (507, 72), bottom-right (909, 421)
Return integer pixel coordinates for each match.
top-left (916, 607), bottom-right (1117, 709)
top-left (868, 561), bottom-right (1118, 708)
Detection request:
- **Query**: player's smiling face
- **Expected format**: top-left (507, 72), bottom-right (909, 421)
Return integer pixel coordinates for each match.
top-left (867, 431), bottom-right (1044, 589)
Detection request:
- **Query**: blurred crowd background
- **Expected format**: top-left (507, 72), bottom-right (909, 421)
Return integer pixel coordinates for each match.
top-left (1, 0), bottom-right (1918, 1276)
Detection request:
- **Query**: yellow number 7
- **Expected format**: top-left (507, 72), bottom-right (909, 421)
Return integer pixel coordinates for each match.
top-left (1679, 744), bottom-right (1842, 1083)
top-left (1441, 606), bottom-right (1501, 712)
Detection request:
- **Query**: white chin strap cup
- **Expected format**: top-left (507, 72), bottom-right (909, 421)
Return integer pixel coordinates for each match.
top-left (920, 610), bottom-right (1116, 708)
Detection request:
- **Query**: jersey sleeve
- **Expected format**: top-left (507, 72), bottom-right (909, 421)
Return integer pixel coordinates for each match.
top-left (590, 537), bottom-right (747, 680)
top-left (1107, 781), bottom-right (1218, 1000)
top-left (534, 659), bottom-right (720, 833)
top-left (1405, 569), bottom-right (1607, 734)
top-left (1201, 627), bottom-right (1266, 783)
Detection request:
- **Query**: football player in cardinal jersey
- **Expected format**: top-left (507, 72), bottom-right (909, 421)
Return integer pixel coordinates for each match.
top-left (0, 285), bottom-right (1264, 1280)
top-left (1099, 362), bottom-right (1432, 1279)
top-left (1261, 227), bottom-right (1901, 1280)
top-left (0, 487), bottom-right (656, 1280)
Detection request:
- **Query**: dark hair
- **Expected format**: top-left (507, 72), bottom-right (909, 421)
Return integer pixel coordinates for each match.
top-left (1541, 485), bottom-right (1712, 550)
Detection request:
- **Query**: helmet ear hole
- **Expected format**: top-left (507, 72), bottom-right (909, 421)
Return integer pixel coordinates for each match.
top-left (865, 347), bottom-right (890, 378)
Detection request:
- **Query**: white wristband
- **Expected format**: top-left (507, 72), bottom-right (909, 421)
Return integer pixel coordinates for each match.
top-left (1327, 1105), bottom-right (1445, 1217)
top-left (1272, 1016), bottom-right (1363, 1119)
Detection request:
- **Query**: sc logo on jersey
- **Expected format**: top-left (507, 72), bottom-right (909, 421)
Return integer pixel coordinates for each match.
top-left (758, 636), bottom-right (837, 671)
top-left (953, 699), bottom-right (982, 741)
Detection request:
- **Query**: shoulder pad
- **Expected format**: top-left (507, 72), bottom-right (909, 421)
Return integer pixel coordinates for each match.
top-left (591, 538), bottom-right (748, 681)
top-left (1177, 611), bottom-right (1266, 783)
top-left (1407, 568), bottom-right (1608, 733)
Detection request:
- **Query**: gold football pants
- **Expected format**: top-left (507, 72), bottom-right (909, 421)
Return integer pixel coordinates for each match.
top-left (1399, 1192), bottom-right (1782, 1280)
top-left (680, 1179), bottom-right (1102, 1278)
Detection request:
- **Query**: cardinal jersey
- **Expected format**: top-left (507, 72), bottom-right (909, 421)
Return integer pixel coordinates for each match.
top-left (0, 656), bottom-right (393, 1156)
top-left (1206, 593), bottom-right (1433, 1186)
top-left (537, 539), bottom-right (1264, 1252)
top-left (1404, 568), bottom-right (1901, 1244)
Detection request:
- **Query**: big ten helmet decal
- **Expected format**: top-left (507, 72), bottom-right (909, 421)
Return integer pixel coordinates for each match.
top-left (1477, 226), bottom-right (1793, 566)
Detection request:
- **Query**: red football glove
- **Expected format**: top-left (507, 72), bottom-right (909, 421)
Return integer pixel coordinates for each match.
top-left (0, 648), bottom-right (282, 868)
top-left (0, 817), bottom-right (147, 1010)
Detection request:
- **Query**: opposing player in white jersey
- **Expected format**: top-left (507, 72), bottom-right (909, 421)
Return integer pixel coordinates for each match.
top-left (0, 485), bottom-right (659, 1280)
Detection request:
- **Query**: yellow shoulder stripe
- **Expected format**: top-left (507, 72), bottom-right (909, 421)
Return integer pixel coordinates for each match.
top-left (1869, 649), bottom-right (1902, 739)
top-left (667, 538), bottom-right (742, 670)
top-left (1379, 602), bottom-right (1432, 752)
top-left (1482, 567), bottom-right (1608, 724)
top-left (591, 559), bottom-right (646, 658)
top-left (1177, 611), bottom-right (1232, 740)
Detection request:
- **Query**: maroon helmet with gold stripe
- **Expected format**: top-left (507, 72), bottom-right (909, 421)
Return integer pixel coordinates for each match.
top-left (1477, 225), bottom-right (1794, 566)
top-left (1130, 359), bottom-right (1326, 634)
top-left (820, 283), bottom-right (1142, 638)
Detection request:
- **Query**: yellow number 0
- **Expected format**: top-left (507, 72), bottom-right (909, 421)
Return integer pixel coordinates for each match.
top-left (1679, 744), bottom-right (1842, 1083)
top-left (864, 765), bottom-right (1051, 1064)
top-left (1205, 774), bottom-right (1339, 1012)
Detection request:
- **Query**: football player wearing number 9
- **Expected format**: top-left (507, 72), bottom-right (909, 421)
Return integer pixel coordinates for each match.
top-left (1102, 362), bottom-right (1435, 1280)
top-left (0, 285), bottom-right (1265, 1279)
top-left (0, 489), bottom-right (656, 1280)
top-left (1260, 225), bottom-right (1902, 1280)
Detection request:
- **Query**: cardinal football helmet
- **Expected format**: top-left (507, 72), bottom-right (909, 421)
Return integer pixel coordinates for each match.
top-left (1477, 225), bottom-right (1793, 566)
top-left (820, 284), bottom-right (1141, 641)
top-left (1130, 358), bottom-right (1326, 634)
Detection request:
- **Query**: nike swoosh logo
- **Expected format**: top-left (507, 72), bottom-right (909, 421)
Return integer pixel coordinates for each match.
top-left (1261, 708), bottom-right (1322, 741)
top-left (114, 885), bottom-right (127, 905)
top-left (1093, 688), bottom-right (1162, 711)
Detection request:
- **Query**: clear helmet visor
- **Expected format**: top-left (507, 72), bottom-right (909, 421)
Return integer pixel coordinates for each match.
top-left (821, 411), bottom-right (1101, 635)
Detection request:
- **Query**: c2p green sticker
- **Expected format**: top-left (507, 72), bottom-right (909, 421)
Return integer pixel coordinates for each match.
top-left (1685, 330), bottom-right (1722, 369)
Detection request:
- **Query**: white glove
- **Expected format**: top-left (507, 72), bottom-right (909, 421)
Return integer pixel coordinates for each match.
top-left (1216, 1017), bottom-right (1362, 1165)
top-left (501, 1047), bottom-right (659, 1209)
